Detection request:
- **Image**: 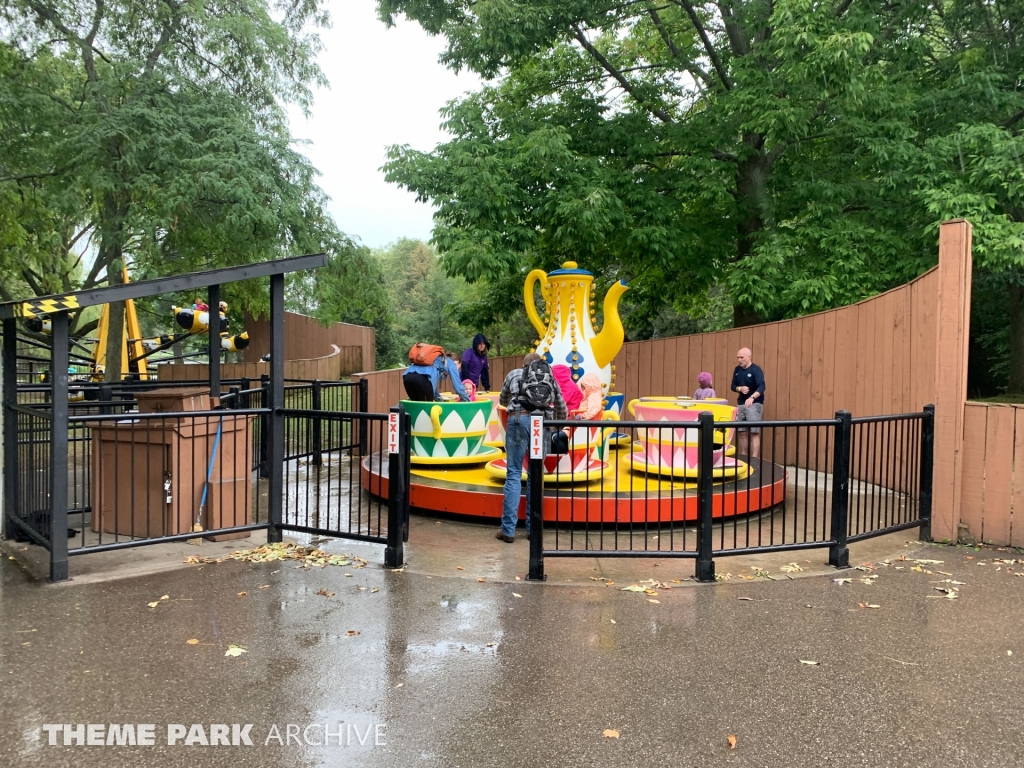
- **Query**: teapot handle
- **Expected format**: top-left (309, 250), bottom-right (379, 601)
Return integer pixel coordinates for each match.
top-left (627, 399), bottom-right (640, 418)
top-left (523, 269), bottom-right (548, 339)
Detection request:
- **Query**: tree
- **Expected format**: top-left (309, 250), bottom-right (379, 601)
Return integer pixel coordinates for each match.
top-left (899, 0), bottom-right (1024, 392)
top-left (0, 0), bottom-right (363, 379)
top-left (380, 0), bottom-right (940, 327)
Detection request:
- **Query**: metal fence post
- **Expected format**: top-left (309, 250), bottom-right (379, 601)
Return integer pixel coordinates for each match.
top-left (49, 311), bottom-right (70, 581)
top-left (311, 380), bottom-right (322, 466)
top-left (828, 410), bottom-right (852, 568)
top-left (266, 274), bottom-right (285, 544)
top-left (240, 377), bottom-right (251, 408)
top-left (208, 283), bottom-right (221, 400)
top-left (527, 411), bottom-right (546, 581)
top-left (358, 377), bottom-right (369, 454)
top-left (2, 318), bottom-right (18, 541)
top-left (919, 404), bottom-right (935, 541)
top-left (402, 408), bottom-right (411, 543)
top-left (695, 412), bottom-right (715, 583)
top-left (385, 406), bottom-right (406, 568)
top-left (258, 374), bottom-right (270, 478)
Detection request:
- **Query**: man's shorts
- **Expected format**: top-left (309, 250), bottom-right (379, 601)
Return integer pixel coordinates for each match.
top-left (735, 403), bottom-right (764, 434)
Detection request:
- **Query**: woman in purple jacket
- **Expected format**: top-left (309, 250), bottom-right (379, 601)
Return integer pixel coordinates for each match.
top-left (460, 333), bottom-right (491, 391)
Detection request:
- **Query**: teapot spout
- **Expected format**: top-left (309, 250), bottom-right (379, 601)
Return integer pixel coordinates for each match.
top-left (592, 280), bottom-right (629, 369)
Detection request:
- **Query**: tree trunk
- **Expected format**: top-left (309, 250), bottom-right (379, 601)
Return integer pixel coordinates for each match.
top-left (99, 193), bottom-right (129, 383)
top-left (1008, 283), bottom-right (1024, 395)
top-left (732, 136), bottom-right (771, 328)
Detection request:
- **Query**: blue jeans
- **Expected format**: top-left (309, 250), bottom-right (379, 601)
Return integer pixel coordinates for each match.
top-left (501, 414), bottom-right (533, 537)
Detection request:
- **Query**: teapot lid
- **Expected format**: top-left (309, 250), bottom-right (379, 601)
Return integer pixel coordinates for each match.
top-left (546, 261), bottom-right (593, 277)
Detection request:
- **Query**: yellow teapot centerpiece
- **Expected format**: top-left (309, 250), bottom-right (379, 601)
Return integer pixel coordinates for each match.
top-left (524, 261), bottom-right (628, 395)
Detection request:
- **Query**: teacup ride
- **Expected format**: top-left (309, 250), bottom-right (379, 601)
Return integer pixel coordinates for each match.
top-left (475, 391), bottom-right (505, 447)
top-left (621, 399), bottom-right (747, 479)
top-left (601, 392), bottom-right (632, 447)
top-left (486, 409), bottom-right (618, 483)
top-left (404, 399), bottom-right (503, 465)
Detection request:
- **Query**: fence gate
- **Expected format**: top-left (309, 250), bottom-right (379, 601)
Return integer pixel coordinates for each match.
top-left (277, 405), bottom-right (409, 567)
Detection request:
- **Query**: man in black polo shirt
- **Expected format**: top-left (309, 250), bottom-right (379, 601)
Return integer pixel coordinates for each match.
top-left (731, 347), bottom-right (765, 458)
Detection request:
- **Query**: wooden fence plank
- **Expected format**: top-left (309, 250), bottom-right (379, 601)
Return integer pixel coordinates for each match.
top-left (959, 403), bottom-right (988, 542)
top-left (650, 338), bottom-right (666, 396)
top-left (761, 322), bottom-right (778, 421)
top-left (981, 406), bottom-right (1014, 545)
top-left (1012, 409), bottom-right (1024, 548)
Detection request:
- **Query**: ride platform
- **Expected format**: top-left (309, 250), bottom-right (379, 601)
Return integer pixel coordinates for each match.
top-left (360, 449), bottom-right (786, 524)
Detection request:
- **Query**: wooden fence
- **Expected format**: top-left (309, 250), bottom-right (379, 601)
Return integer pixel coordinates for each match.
top-left (158, 344), bottom-right (358, 382)
top-left (960, 403), bottom-right (1024, 547)
top-left (242, 311), bottom-right (375, 374)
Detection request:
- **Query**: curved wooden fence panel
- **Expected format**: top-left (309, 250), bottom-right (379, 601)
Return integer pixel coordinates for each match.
top-left (158, 344), bottom-right (357, 382)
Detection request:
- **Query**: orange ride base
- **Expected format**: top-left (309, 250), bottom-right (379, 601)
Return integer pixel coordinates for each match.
top-left (360, 452), bottom-right (787, 525)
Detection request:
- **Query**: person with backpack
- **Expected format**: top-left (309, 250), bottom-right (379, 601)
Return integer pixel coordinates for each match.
top-left (496, 353), bottom-right (568, 543)
top-left (403, 343), bottom-right (470, 402)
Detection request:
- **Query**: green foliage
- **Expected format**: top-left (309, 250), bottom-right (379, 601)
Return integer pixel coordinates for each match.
top-left (379, 0), bottom-right (1024, 388)
top-left (370, 239), bottom-right (536, 368)
top-left (0, 0), bottom-right (378, 335)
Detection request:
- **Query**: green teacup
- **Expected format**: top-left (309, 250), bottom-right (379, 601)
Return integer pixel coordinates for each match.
top-left (402, 399), bottom-right (494, 460)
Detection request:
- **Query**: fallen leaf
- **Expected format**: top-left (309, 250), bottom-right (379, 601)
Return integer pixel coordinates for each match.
top-left (738, 597), bottom-right (754, 601)
top-left (486, 642), bottom-right (496, 647)
top-left (477, 578), bottom-right (486, 583)
top-left (512, 593), bottom-right (523, 598)
top-left (456, 566), bottom-right (465, 571)
top-left (648, 599), bottom-right (660, 604)
top-left (833, 578), bottom-right (852, 585)
top-left (371, 587), bottom-right (380, 593)
top-left (224, 645), bottom-right (247, 657)
top-left (728, 734), bottom-right (737, 749)
top-left (396, 683), bottom-right (403, 688)
top-left (160, 595), bottom-right (169, 601)
top-left (315, 589), bottom-right (335, 598)
top-left (186, 639), bottom-right (199, 645)
top-left (799, 660), bottom-right (820, 666)
top-left (621, 585), bottom-right (646, 592)
top-left (915, 559), bottom-right (943, 565)
top-left (866, 604), bottom-right (881, 609)
top-left (345, 630), bottom-right (360, 636)
top-left (258, 584), bottom-right (270, 590)
top-left (344, 573), bottom-right (354, 577)
top-left (237, 591), bottom-right (247, 597)
top-left (147, 601), bottom-right (160, 609)
top-left (602, 729), bottom-right (620, 739)
top-left (780, 563), bottom-right (803, 573)
top-left (609, 619), bottom-right (616, 624)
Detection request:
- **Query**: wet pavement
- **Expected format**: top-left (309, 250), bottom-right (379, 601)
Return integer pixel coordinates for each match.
top-left (2, 541), bottom-right (1023, 768)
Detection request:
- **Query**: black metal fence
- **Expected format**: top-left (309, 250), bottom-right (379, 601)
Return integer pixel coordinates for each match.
top-left (2, 375), bottom-right (399, 581)
top-left (525, 406), bottom-right (934, 582)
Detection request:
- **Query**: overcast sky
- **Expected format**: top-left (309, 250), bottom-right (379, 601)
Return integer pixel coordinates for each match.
top-left (287, 2), bottom-right (481, 249)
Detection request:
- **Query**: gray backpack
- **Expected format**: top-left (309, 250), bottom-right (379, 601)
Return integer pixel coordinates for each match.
top-left (518, 360), bottom-right (556, 412)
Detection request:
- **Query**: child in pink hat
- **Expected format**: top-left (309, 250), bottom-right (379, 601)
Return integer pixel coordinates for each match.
top-left (694, 372), bottom-right (716, 400)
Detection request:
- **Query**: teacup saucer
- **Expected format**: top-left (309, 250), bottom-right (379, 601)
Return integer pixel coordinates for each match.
top-left (621, 451), bottom-right (747, 479)
top-left (410, 444), bottom-right (503, 466)
top-left (484, 457), bottom-right (611, 483)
